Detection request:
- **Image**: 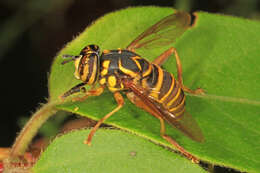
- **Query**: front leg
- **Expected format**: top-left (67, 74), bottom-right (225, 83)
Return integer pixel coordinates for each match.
top-left (85, 91), bottom-right (124, 145)
top-left (59, 83), bottom-right (105, 102)
top-left (71, 85), bottom-right (105, 102)
top-left (59, 82), bottom-right (86, 101)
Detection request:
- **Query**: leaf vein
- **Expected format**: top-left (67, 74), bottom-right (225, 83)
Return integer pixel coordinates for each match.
top-left (188, 93), bottom-right (260, 106)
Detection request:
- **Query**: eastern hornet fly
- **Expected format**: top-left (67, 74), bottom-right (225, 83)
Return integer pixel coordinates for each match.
top-left (60, 11), bottom-right (204, 163)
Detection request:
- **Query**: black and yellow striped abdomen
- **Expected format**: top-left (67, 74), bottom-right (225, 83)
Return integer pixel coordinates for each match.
top-left (142, 63), bottom-right (185, 117)
top-left (99, 49), bottom-right (185, 117)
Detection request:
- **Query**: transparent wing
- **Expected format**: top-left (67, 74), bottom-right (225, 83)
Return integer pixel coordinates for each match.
top-left (124, 79), bottom-right (204, 143)
top-left (163, 110), bottom-right (204, 143)
top-left (126, 11), bottom-right (191, 51)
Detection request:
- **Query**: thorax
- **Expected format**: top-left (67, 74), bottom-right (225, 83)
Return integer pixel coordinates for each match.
top-left (98, 49), bottom-right (144, 92)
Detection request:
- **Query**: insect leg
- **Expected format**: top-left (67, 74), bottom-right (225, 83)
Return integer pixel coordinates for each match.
top-left (173, 48), bottom-right (204, 94)
top-left (85, 92), bottom-right (124, 145)
top-left (71, 85), bottom-right (105, 102)
top-left (152, 47), bottom-right (203, 94)
top-left (162, 134), bottom-right (199, 163)
top-left (126, 92), bottom-right (199, 163)
top-left (59, 82), bottom-right (86, 101)
top-left (152, 47), bottom-right (175, 66)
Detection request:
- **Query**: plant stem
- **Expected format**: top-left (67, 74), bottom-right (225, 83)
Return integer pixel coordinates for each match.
top-left (10, 102), bottom-right (57, 158)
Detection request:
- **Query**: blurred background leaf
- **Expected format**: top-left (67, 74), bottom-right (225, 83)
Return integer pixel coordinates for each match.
top-left (33, 129), bottom-right (206, 173)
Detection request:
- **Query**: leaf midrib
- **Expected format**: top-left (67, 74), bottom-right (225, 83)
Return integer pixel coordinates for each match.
top-left (210, 102), bottom-right (260, 135)
top-left (188, 93), bottom-right (260, 106)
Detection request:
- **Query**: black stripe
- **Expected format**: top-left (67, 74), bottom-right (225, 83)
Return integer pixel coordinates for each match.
top-left (169, 90), bottom-right (185, 109)
top-left (79, 55), bottom-right (87, 76)
top-left (146, 64), bottom-right (159, 89)
top-left (158, 70), bottom-right (172, 100)
top-left (95, 54), bottom-right (100, 81)
top-left (139, 58), bottom-right (150, 75)
top-left (163, 78), bottom-right (179, 104)
top-left (85, 54), bottom-right (95, 83)
top-left (106, 58), bottom-right (118, 75)
top-left (121, 55), bottom-right (139, 73)
top-left (171, 102), bottom-right (185, 116)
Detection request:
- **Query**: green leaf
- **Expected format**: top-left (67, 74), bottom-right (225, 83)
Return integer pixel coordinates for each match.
top-left (32, 129), bottom-right (206, 173)
top-left (48, 7), bottom-right (260, 173)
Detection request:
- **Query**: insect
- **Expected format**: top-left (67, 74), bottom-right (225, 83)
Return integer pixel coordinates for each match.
top-left (60, 11), bottom-right (204, 163)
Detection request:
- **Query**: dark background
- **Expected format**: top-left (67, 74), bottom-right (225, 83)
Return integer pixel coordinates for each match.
top-left (0, 0), bottom-right (259, 172)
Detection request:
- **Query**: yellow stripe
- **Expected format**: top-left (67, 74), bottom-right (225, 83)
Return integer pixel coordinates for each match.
top-left (108, 75), bottom-right (117, 87)
top-left (175, 108), bottom-right (185, 117)
top-left (159, 74), bottom-right (175, 103)
top-left (99, 77), bottom-right (106, 85)
top-left (74, 58), bottom-right (81, 79)
top-left (102, 60), bottom-right (110, 68)
top-left (142, 64), bottom-right (152, 77)
top-left (108, 87), bottom-right (120, 92)
top-left (120, 82), bottom-right (124, 89)
top-left (149, 65), bottom-right (163, 99)
top-left (81, 64), bottom-right (89, 81)
top-left (118, 58), bottom-right (137, 77)
top-left (167, 88), bottom-right (181, 107)
top-left (84, 50), bottom-right (96, 54)
top-left (169, 95), bottom-right (185, 112)
top-left (101, 60), bottom-right (110, 77)
top-left (101, 69), bottom-right (108, 76)
top-left (141, 78), bottom-right (149, 89)
top-left (132, 56), bottom-right (142, 70)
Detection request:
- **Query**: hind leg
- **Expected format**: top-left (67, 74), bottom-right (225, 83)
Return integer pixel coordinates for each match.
top-left (153, 47), bottom-right (204, 94)
top-left (126, 91), bottom-right (200, 163)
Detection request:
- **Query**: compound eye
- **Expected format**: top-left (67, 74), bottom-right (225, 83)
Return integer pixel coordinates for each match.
top-left (80, 45), bottom-right (100, 56)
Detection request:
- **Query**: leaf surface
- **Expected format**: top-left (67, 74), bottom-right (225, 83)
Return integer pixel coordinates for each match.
top-left (48, 7), bottom-right (260, 172)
